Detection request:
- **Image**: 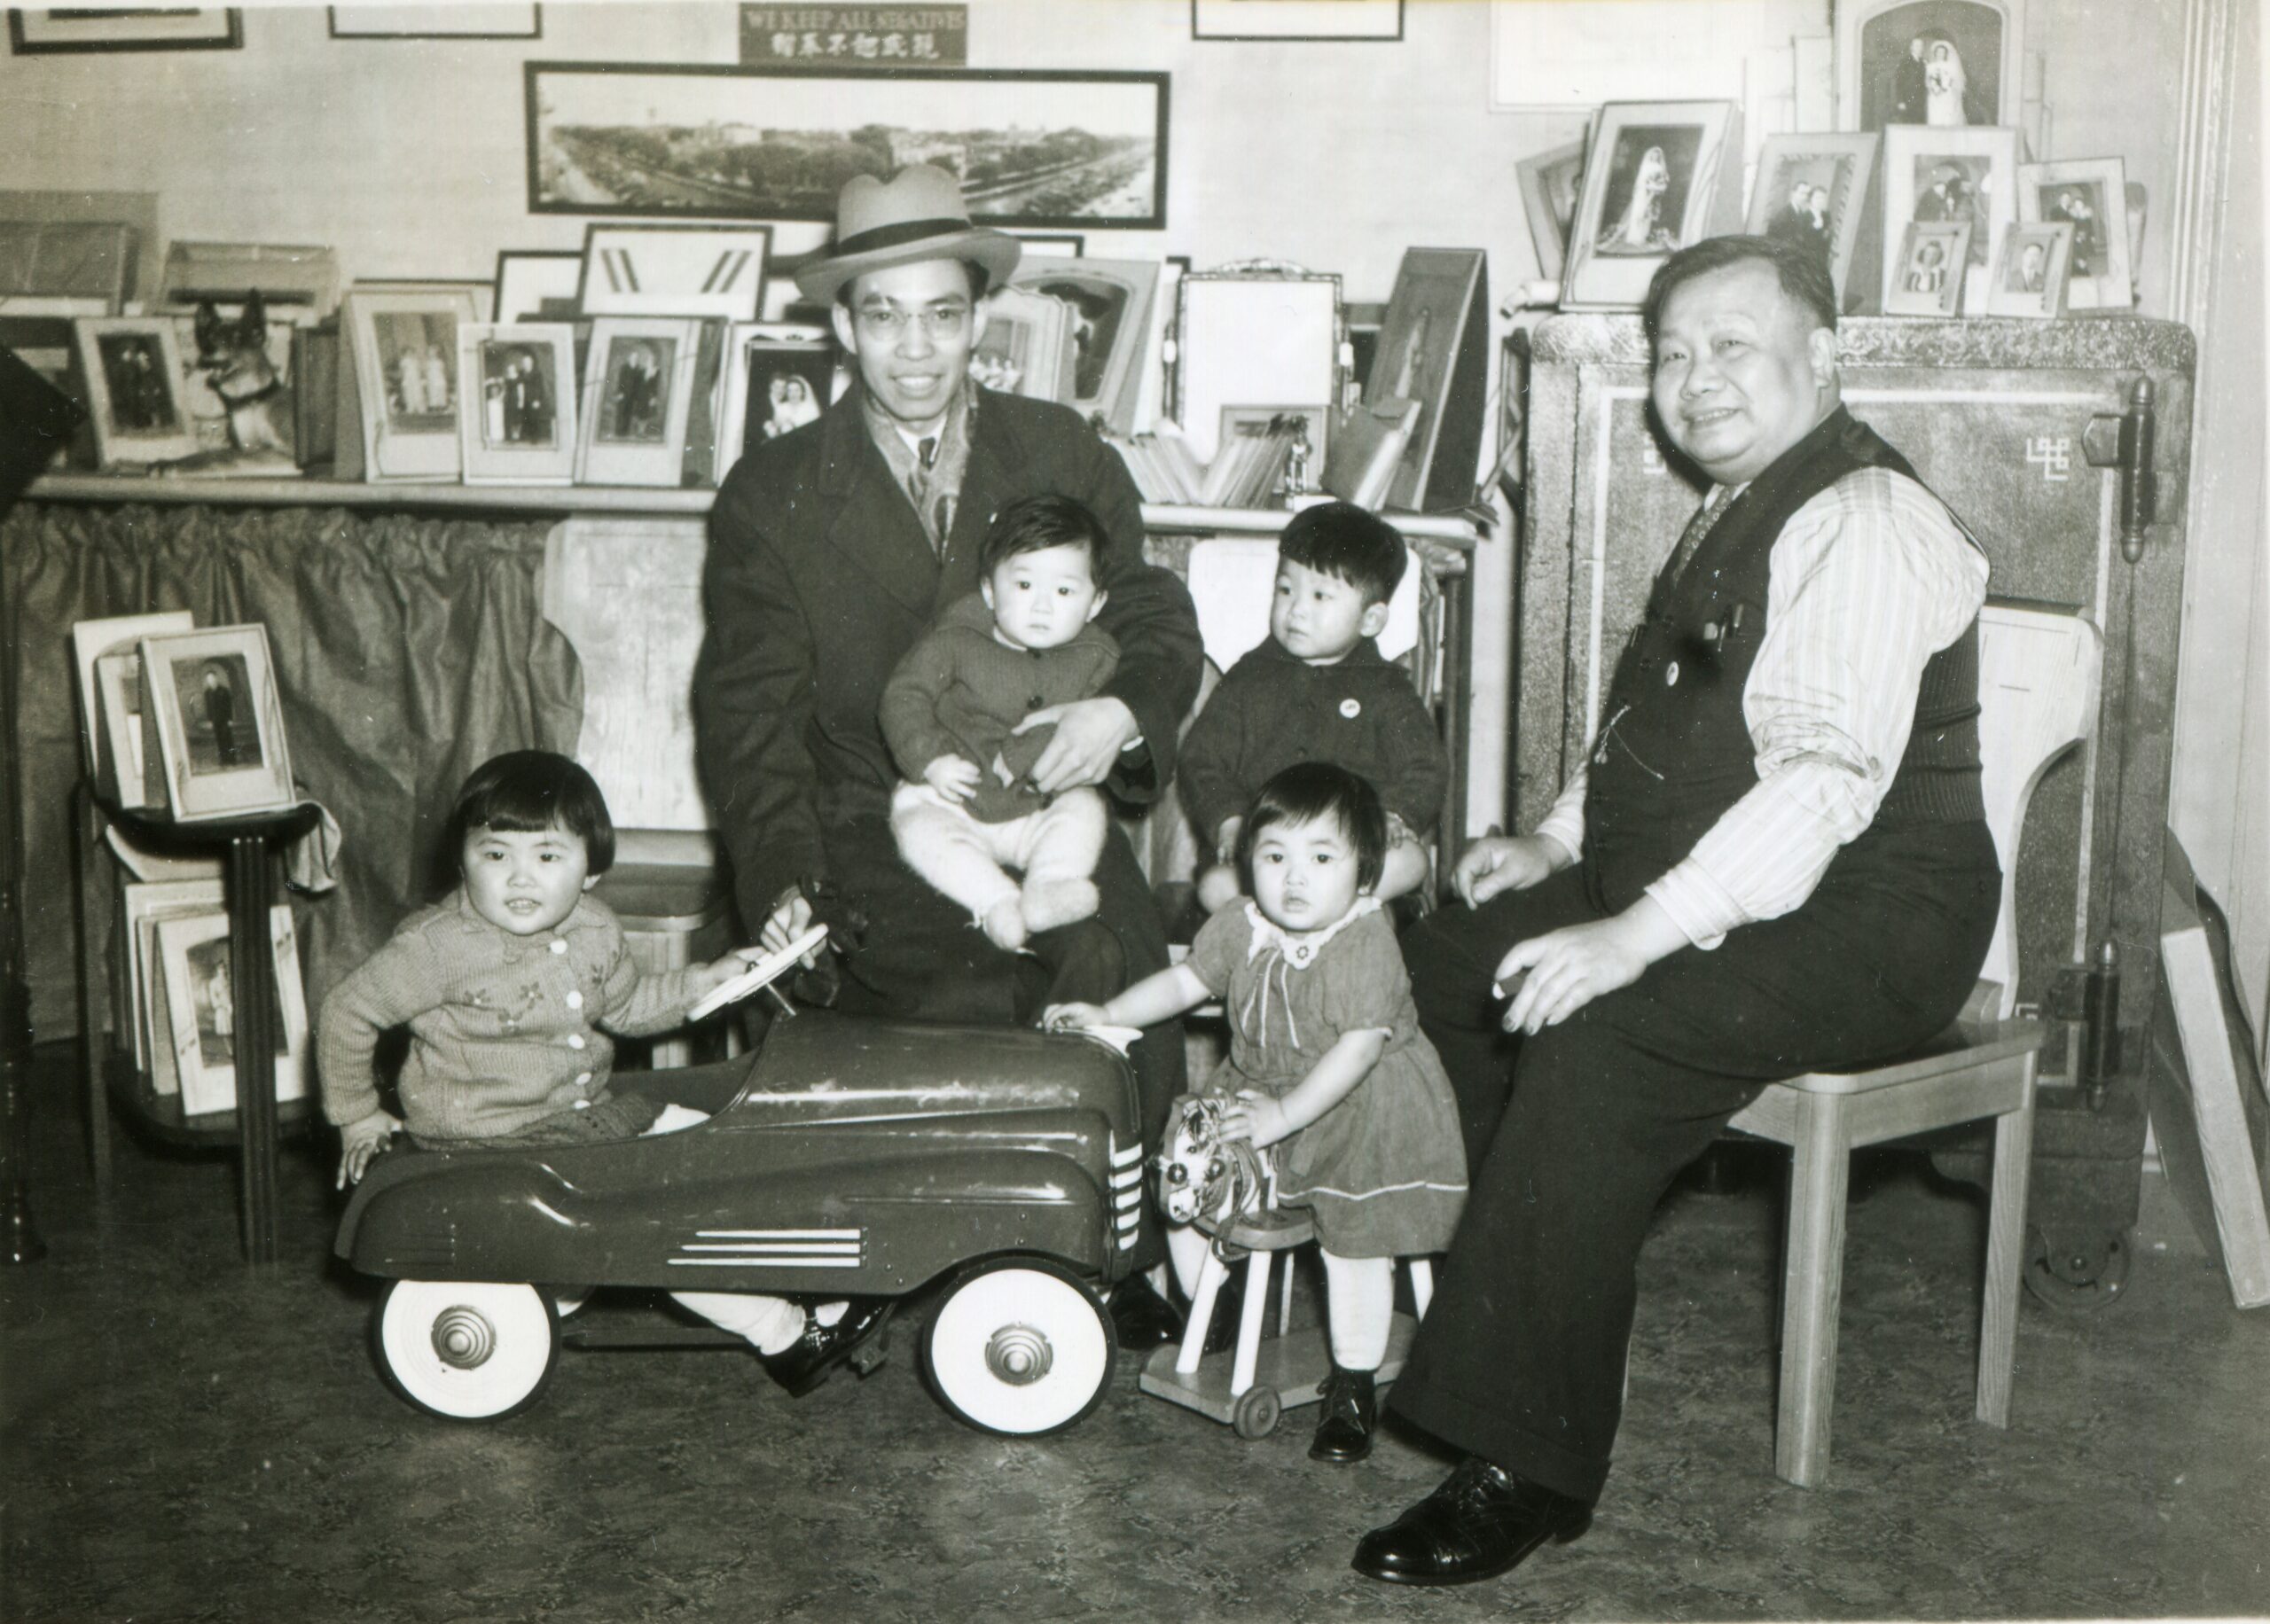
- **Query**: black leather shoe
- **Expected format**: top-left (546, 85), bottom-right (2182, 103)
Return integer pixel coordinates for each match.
top-left (759, 1300), bottom-right (894, 1398)
top-left (1106, 1274), bottom-right (1186, 1350)
top-left (1350, 1457), bottom-right (1593, 1587)
top-left (1309, 1365), bottom-right (1377, 1464)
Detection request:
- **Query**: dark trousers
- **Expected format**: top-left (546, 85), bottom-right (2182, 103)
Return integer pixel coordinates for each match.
top-left (1389, 825), bottom-right (1999, 1502)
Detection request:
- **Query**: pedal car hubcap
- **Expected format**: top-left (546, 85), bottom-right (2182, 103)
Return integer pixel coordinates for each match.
top-left (983, 1323), bottom-right (1055, 1386)
top-left (431, 1306), bottom-right (497, 1370)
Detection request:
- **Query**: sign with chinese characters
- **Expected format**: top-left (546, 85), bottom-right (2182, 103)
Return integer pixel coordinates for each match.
top-left (739, 5), bottom-right (967, 67)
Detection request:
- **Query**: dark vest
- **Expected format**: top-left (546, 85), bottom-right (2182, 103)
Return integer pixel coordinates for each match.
top-left (1584, 407), bottom-right (1985, 910)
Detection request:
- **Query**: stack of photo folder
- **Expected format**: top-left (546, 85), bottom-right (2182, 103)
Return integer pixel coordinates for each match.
top-left (1105, 416), bottom-right (1307, 509)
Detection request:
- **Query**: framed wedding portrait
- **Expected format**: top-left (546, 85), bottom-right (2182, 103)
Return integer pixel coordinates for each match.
top-left (716, 324), bottom-right (839, 469)
top-left (1884, 221), bottom-right (1972, 315)
top-left (458, 322), bottom-right (576, 485)
top-left (576, 317), bottom-right (701, 487)
top-left (2019, 157), bottom-right (2131, 310)
top-left (1745, 132), bottom-right (1880, 309)
top-left (73, 317), bottom-right (201, 467)
top-left (1838, 0), bottom-right (2025, 135)
top-left (1880, 123), bottom-right (2017, 311)
top-left (578, 223), bottom-right (771, 322)
top-left (138, 624), bottom-right (296, 822)
top-left (1983, 220), bottom-right (2072, 317)
top-left (1562, 100), bottom-right (1741, 310)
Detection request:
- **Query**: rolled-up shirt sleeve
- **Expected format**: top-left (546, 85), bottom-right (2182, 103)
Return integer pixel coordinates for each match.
top-left (1644, 469), bottom-right (1988, 949)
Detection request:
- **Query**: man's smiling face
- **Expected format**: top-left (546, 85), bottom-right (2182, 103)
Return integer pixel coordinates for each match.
top-left (1649, 258), bottom-right (1837, 487)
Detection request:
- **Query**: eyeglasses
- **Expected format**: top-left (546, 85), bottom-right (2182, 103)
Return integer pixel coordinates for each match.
top-left (853, 301), bottom-right (972, 342)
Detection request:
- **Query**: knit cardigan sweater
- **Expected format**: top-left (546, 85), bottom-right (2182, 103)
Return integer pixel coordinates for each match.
top-left (317, 889), bottom-right (702, 1144)
top-left (878, 591), bottom-right (1121, 823)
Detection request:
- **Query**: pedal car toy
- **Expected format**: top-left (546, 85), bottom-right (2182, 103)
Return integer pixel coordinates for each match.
top-left (335, 936), bottom-right (1146, 1438)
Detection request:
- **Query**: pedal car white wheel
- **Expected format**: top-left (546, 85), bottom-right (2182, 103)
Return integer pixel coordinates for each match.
top-left (375, 1280), bottom-right (559, 1422)
top-left (922, 1260), bottom-right (1114, 1437)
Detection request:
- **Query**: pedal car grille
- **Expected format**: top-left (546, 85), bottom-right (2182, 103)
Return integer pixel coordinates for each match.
top-left (1110, 1133), bottom-right (1143, 1251)
top-left (669, 1230), bottom-right (865, 1269)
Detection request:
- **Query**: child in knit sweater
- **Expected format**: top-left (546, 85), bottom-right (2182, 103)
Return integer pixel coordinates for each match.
top-left (1177, 502), bottom-right (1447, 917)
top-left (880, 494), bottom-right (1121, 950)
top-left (319, 751), bottom-right (888, 1392)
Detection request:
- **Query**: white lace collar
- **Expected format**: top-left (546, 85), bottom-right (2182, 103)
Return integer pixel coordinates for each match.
top-left (1243, 894), bottom-right (1382, 970)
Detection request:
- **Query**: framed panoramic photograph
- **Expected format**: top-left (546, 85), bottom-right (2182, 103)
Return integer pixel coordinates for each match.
top-left (72, 317), bottom-right (201, 467)
top-left (1562, 101), bottom-right (1743, 311)
top-left (1191, 0), bottom-right (1402, 41)
top-left (458, 323), bottom-right (576, 485)
top-left (492, 250), bottom-right (583, 322)
top-left (578, 223), bottom-right (771, 322)
top-left (72, 610), bottom-right (193, 783)
top-left (342, 286), bottom-right (484, 480)
top-left (716, 323), bottom-right (839, 471)
top-left (1171, 269), bottom-right (1342, 465)
top-left (137, 623), bottom-right (296, 823)
top-left (153, 904), bottom-right (309, 1119)
top-left (1008, 257), bottom-right (1161, 433)
top-left (1883, 220), bottom-right (1973, 315)
top-left (1880, 123), bottom-right (2018, 313)
top-left (2018, 157), bottom-right (2131, 310)
top-left (1516, 137), bottom-right (1587, 281)
top-left (525, 63), bottom-right (1169, 229)
top-left (575, 316), bottom-right (701, 487)
top-left (1837, 0), bottom-right (2025, 135)
top-left (1983, 219), bottom-right (2072, 317)
top-left (1746, 132), bottom-right (1881, 310)
top-left (9, 7), bottom-right (240, 52)
top-left (329, 4), bottom-right (539, 38)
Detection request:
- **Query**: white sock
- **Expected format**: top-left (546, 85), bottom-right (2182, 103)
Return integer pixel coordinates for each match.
top-left (814, 1300), bottom-right (849, 1328)
top-left (1320, 1250), bottom-right (1394, 1370)
top-left (671, 1291), bottom-right (807, 1355)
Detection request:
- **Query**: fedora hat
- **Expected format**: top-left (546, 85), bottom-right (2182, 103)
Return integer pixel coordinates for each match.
top-left (794, 163), bottom-right (1022, 303)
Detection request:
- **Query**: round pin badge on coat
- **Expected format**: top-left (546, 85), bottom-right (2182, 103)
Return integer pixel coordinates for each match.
top-left (1664, 661), bottom-right (1680, 687)
top-left (1340, 698), bottom-right (1361, 718)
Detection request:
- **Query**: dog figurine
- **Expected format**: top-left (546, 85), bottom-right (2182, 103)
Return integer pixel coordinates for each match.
top-left (166, 289), bottom-right (296, 472)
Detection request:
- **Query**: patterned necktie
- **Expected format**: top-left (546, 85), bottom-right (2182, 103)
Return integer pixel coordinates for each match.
top-left (912, 435), bottom-right (949, 553)
top-left (1662, 485), bottom-right (1734, 590)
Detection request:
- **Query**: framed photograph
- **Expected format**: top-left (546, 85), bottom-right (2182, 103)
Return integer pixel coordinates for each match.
top-left (716, 323), bottom-right (839, 471)
top-left (1883, 220), bottom-right (1973, 315)
top-left (492, 250), bottom-right (583, 323)
top-left (342, 287), bottom-right (482, 481)
top-left (153, 906), bottom-right (309, 1119)
top-left (2018, 158), bottom-right (2130, 310)
top-left (120, 878), bottom-right (222, 1077)
top-left (1171, 269), bottom-right (1343, 465)
top-left (1007, 257), bottom-right (1162, 434)
top-left (578, 224), bottom-right (771, 323)
top-left (969, 284), bottom-right (1077, 404)
top-left (72, 611), bottom-right (193, 782)
top-left (94, 650), bottom-right (161, 809)
top-left (525, 64), bottom-right (1169, 230)
top-left (1562, 101), bottom-right (1744, 311)
top-left (329, 4), bottom-right (539, 39)
top-left (1983, 220), bottom-right (2071, 317)
top-left (1370, 246), bottom-right (1487, 511)
top-left (1880, 124), bottom-right (2018, 313)
top-left (1745, 133), bottom-right (1881, 310)
top-left (72, 317), bottom-right (200, 467)
top-left (1191, 0), bottom-right (1402, 41)
top-left (575, 317), bottom-right (701, 487)
top-left (1013, 234), bottom-right (1085, 259)
top-left (1515, 138), bottom-right (1588, 281)
top-left (8, 7), bottom-right (239, 52)
top-left (1838, 0), bottom-right (2025, 135)
top-left (137, 624), bottom-right (295, 823)
top-left (458, 323), bottom-right (576, 485)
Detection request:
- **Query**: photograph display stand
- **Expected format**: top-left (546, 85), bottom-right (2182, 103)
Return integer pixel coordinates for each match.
top-left (1369, 247), bottom-right (1488, 513)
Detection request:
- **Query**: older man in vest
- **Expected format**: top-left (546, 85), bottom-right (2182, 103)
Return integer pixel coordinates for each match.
top-left (695, 166), bottom-right (1203, 1357)
top-left (1352, 235), bottom-right (2000, 1586)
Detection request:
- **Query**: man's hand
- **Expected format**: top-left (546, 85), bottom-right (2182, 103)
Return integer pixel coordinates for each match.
top-left (760, 885), bottom-right (818, 960)
top-left (337, 1109), bottom-right (402, 1190)
top-left (1452, 833), bottom-right (1565, 910)
top-left (1493, 899), bottom-right (1688, 1035)
top-left (923, 754), bottom-right (982, 803)
top-left (1014, 696), bottom-right (1139, 796)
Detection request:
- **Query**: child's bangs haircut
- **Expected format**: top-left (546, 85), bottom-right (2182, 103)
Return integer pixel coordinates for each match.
top-left (979, 493), bottom-right (1108, 577)
top-left (1236, 761), bottom-right (1389, 894)
top-left (1279, 500), bottom-right (1408, 606)
top-left (447, 750), bottom-right (615, 875)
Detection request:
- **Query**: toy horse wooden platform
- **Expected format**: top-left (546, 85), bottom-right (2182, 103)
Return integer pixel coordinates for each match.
top-left (1138, 1095), bottom-right (1432, 1440)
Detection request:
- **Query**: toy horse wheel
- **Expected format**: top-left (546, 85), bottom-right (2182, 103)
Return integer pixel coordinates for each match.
top-left (1232, 1384), bottom-right (1282, 1441)
top-left (375, 1280), bottom-right (559, 1422)
top-left (922, 1258), bottom-right (1115, 1437)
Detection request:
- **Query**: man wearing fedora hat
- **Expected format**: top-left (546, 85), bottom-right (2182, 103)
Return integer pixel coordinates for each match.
top-left (696, 165), bottom-right (1203, 1348)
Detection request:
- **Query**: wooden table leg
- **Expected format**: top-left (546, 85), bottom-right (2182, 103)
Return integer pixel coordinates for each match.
top-left (225, 833), bottom-right (279, 1265)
